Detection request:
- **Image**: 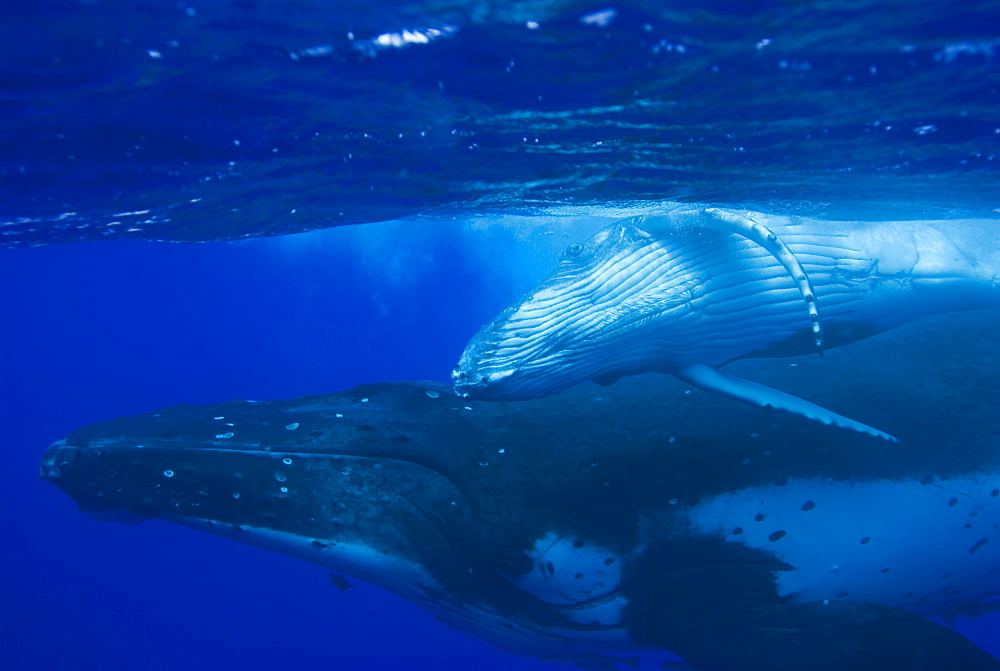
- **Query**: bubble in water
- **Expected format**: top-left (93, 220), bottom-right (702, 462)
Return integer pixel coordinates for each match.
top-left (232, 492), bottom-right (240, 499)
top-left (274, 471), bottom-right (287, 482)
top-left (669, 498), bottom-right (678, 505)
top-left (285, 423), bottom-right (299, 431)
top-left (282, 457), bottom-right (293, 465)
top-left (163, 470), bottom-right (174, 478)
top-left (360, 397), bottom-right (369, 403)
top-left (280, 487), bottom-right (288, 493)
top-left (426, 390), bottom-right (440, 399)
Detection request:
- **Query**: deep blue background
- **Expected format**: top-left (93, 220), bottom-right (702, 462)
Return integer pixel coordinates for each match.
top-left (0, 227), bottom-right (572, 670)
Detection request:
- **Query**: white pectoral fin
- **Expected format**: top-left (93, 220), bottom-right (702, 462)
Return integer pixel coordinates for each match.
top-left (675, 364), bottom-right (898, 442)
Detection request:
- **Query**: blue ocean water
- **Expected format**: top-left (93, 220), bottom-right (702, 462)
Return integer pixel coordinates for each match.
top-left (2, 1), bottom-right (999, 670)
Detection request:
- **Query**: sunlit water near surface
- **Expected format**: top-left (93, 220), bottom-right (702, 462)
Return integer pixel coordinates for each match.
top-left (2, 1), bottom-right (999, 670)
top-left (2, 0), bottom-right (998, 244)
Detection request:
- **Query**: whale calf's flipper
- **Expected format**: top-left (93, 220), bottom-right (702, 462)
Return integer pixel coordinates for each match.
top-left (644, 207), bottom-right (825, 352)
top-left (675, 363), bottom-right (897, 442)
top-left (656, 596), bottom-right (1000, 671)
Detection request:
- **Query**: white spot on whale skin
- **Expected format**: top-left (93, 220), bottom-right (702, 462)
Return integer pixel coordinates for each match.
top-left (684, 473), bottom-right (1000, 614)
top-left (501, 532), bottom-right (627, 625)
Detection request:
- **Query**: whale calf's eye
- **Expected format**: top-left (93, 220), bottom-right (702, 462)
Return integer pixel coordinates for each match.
top-left (565, 243), bottom-right (583, 258)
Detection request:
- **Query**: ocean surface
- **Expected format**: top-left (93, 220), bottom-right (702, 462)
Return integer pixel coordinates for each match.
top-left (1, 0), bottom-right (999, 669)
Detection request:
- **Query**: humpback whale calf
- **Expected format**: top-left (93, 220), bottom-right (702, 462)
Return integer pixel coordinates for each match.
top-left (454, 207), bottom-right (1000, 441)
top-left (40, 312), bottom-right (1000, 669)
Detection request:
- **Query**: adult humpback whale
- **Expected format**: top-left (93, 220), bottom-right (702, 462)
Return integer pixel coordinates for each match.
top-left (40, 312), bottom-right (1000, 669)
top-left (454, 207), bottom-right (1000, 441)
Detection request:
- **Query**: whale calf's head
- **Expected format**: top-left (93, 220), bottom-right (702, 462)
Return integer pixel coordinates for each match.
top-left (454, 215), bottom-right (701, 400)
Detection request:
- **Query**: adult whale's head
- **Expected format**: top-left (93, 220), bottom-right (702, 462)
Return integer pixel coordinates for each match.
top-left (454, 212), bottom-right (693, 401)
top-left (39, 384), bottom-right (483, 614)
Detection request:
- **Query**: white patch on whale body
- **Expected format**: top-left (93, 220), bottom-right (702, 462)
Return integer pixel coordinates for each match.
top-left (502, 532), bottom-right (628, 625)
top-left (178, 519), bottom-right (638, 658)
top-left (683, 474), bottom-right (1000, 614)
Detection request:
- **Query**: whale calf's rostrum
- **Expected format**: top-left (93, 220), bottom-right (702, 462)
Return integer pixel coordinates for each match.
top-left (41, 311), bottom-right (1000, 669)
top-left (454, 207), bottom-right (1000, 441)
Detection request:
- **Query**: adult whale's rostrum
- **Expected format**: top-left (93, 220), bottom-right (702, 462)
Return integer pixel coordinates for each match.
top-left (454, 207), bottom-right (1000, 441)
top-left (40, 313), bottom-right (1000, 669)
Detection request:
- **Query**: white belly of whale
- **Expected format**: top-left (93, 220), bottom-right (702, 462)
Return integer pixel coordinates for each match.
top-left (684, 472), bottom-right (1000, 615)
